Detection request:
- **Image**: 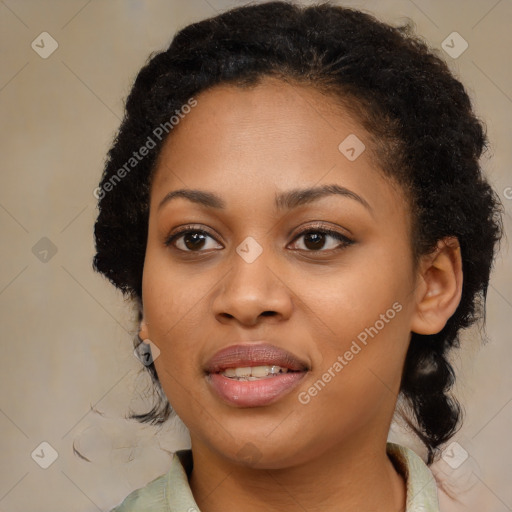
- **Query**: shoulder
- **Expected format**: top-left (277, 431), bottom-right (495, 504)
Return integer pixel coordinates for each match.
top-left (109, 471), bottom-right (170, 512)
top-left (109, 449), bottom-right (198, 512)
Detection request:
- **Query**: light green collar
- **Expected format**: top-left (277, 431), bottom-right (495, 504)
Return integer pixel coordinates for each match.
top-left (111, 442), bottom-right (440, 511)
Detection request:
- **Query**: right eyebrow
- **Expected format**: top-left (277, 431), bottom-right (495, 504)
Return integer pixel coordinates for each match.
top-left (157, 189), bottom-right (225, 211)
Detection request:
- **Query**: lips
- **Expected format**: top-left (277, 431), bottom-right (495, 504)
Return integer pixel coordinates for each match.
top-left (204, 343), bottom-right (309, 374)
top-left (204, 343), bottom-right (309, 407)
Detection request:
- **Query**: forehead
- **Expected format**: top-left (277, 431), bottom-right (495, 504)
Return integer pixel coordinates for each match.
top-left (151, 78), bottom-right (406, 222)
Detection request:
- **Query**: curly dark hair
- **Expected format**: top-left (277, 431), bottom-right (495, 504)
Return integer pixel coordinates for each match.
top-left (93, 1), bottom-right (503, 464)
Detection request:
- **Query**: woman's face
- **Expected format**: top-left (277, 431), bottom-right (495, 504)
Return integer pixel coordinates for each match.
top-left (140, 78), bottom-right (421, 469)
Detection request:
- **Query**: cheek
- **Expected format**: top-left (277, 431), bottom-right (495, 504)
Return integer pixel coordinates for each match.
top-left (298, 301), bottom-right (411, 429)
top-left (142, 244), bottom-right (205, 331)
top-left (295, 254), bottom-right (411, 336)
top-left (140, 244), bottom-right (237, 377)
top-left (294, 247), bottom-right (414, 381)
top-left (312, 294), bottom-right (409, 384)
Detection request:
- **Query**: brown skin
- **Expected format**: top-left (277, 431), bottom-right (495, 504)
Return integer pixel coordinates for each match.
top-left (139, 78), bottom-right (463, 512)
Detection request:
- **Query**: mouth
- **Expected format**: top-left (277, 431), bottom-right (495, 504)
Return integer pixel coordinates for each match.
top-left (204, 343), bottom-right (309, 407)
top-left (219, 364), bottom-right (294, 380)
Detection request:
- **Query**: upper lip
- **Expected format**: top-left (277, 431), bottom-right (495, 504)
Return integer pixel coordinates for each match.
top-left (204, 343), bottom-right (309, 374)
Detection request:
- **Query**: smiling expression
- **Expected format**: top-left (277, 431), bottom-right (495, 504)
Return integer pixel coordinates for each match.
top-left (139, 77), bottom-right (423, 469)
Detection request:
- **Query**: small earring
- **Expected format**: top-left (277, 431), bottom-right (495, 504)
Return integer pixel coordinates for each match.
top-left (134, 335), bottom-right (156, 366)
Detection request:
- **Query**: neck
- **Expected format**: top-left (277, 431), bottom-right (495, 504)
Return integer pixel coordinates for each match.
top-left (189, 436), bottom-right (406, 512)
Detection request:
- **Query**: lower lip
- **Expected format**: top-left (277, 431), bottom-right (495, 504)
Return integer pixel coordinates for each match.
top-left (207, 372), bottom-right (306, 407)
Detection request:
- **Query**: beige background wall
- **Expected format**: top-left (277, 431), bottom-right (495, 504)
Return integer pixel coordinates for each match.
top-left (0, 1), bottom-right (510, 510)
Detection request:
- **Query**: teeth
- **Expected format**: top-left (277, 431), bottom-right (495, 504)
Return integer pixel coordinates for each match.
top-left (221, 365), bottom-right (290, 379)
top-left (235, 367), bottom-right (252, 377)
top-left (251, 366), bottom-right (270, 377)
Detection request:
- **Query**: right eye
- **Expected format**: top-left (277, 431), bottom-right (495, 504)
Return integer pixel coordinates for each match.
top-left (165, 226), bottom-right (223, 253)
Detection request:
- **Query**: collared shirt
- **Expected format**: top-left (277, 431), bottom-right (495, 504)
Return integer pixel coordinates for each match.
top-left (110, 442), bottom-right (440, 511)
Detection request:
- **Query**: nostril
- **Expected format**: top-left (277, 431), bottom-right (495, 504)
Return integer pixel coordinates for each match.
top-left (261, 311), bottom-right (277, 317)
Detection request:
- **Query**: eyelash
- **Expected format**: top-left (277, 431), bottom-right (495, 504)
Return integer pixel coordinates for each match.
top-left (165, 223), bottom-right (354, 254)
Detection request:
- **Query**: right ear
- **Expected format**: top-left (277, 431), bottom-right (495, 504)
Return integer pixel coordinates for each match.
top-left (139, 317), bottom-right (150, 342)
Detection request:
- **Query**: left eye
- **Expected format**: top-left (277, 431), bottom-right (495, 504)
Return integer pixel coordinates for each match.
top-left (289, 229), bottom-right (352, 251)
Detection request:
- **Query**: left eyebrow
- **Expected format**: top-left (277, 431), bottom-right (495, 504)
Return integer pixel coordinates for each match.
top-left (157, 183), bottom-right (372, 214)
top-left (274, 184), bottom-right (373, 213)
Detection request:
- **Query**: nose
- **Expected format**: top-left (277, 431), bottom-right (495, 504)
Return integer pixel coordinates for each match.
top-left (212, 249), bottom-right (293, 327)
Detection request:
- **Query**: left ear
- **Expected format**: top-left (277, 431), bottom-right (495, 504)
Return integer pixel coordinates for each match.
top-left (410, 237), bottom-right (463, 335)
